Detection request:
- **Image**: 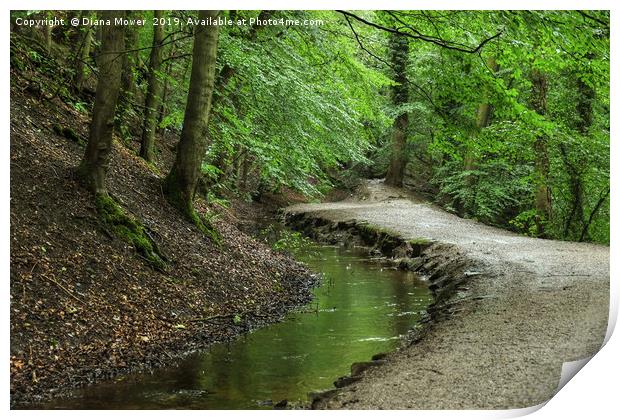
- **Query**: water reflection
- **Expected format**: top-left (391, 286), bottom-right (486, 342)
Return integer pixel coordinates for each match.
top-left (43, 243), bottom-right (431, 409)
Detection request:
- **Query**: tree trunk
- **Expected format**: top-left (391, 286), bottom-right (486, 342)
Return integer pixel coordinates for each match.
top-left (116, 12), bottom-right (141, 134)
top-left (462, 103), bottom-right (492, 174)
top-left (559, 143), bottom-right (585, 240)
top-left (529, 69), bottom-right (552, 235)
top-left (120, 13), bottom-right (140, 99)
top-left (74, 13), bottom-right (93, 93)
top-left (576, 75), bottom-right (595, 133)
top-left (156, 72), bottom-right (170, 133)
top-left (385, 113), bottom-right (409, 187)
top-left (139, 11), bottom-right (165, 162)
top-left (473, 57), bottom-right (498, 139)
top-left (562, 65), bottom-right (596, 240)
top-left (157, 34), bottom-right (177, 133)
top-left (384, 32), bottom-right (409, 187)
top-left (163, 10), bottom-right (220, 218)
top-left (462, 57), bottom-right (499, 215)
top-left (42, 11), bottom-right (53, 53)
top-left (44, 24), bottom-right (53, 53)
top-left (77, 11), bottom-right (125, 195)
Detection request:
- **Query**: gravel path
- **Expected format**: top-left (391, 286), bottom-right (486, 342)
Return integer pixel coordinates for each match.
top-left (286, 180), bottom-right (609, 409)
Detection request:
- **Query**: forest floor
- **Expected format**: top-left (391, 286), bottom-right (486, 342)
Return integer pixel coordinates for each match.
top-left (9, 71), bottom-right (315, 405)
top-left (286, 179), bottom-right (610, 409)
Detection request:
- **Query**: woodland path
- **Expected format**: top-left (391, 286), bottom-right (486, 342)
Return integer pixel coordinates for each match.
top-left (286, 179), bottom-right (609, 409)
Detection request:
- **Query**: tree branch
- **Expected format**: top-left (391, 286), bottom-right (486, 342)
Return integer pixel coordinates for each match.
top-left (342, 13), bottom-right (391, 67)
top-left (161, 52), bottom-right (192, 64)
top-left (579, 186), bottom-right (609, 242)
top-left (577, 10), bottom-right (610, 29)
top-left (337, 10), bottom-right (501, 54)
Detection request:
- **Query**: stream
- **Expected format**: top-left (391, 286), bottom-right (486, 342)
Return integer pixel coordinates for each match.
top-left (41, 232), bottom-right (432, 409)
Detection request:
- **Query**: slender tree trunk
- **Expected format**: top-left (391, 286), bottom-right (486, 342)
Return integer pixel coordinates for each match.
top-left (559, 143), bottom-right (585, 240)
top-left (116, 12), bottom-right (141, 134)
top-left (42, 12), bottom-right (53, 53)
top-left (462, 103), bottom-right (492, 174)
top-left (44, 24), bottom-right (53, 53)
top-left (74, 13), bottom-right (93, 93)
top-left (529, 69), bottom-right (552, 235)
top-left (157, 72), bottom-right (170, 133)
top-left (575, 72), bottom-right (595, 237)
top-left (163, 10), bottom-right (220, 218)
top-left (140, 11), bottom-right (165, 162)
top-left (157, 35), bottom-right (177, 133)
top-left (461, 57), bottom-right (499, 215)
top-left (385, 113), bottom-right (409, 187)
top-left (474, 61), bottom-right (498, 130)
top-left (384, 32), bottom-right (409, 187)
top-left (94, 25), bottom-right (103, 54)
top-left (120, 13), bottom-right (140, 99)
top-left (77, 11), bottom-right (125, 195)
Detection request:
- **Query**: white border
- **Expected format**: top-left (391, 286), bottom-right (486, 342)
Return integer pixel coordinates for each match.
top-left (2, 2), bottom-right (617, 419)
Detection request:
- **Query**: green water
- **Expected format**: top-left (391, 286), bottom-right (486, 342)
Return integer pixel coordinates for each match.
top-left (43, 243), bottom-right (431, 409)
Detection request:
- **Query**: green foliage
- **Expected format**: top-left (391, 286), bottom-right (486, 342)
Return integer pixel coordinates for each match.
top-left (205, 191), bottom-right (230, 209)
top-left (198, 11), bottom-right (391, 197)
top-left (259, 225), bottom-right (314, 254)
top-left (509, 209), bottom-right (540, 237)
top-left (408, 238), bottom-right (431, 246)
top-left (360, 10), bottom-right (610, 243)
top-left (72, 102), bottom-right (88, 114)
top-left (432, 122), bottom-right (535, 225)
top-left (271, 230), bottom-right (313, 253)
top-left (12, 9), bottom-right (609, 245)
top-left (159, 109), bottom-right (184, 131)
top-left (200, 163), bottom-right (223, 184)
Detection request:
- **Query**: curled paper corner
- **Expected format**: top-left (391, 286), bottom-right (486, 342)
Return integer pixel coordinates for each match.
top-left (494, 354), bottom-right (603, 419)
top-left (603, 291), bottom-right (618, 346)
top-left (493, 401), bottom-right (547, 419)
top-left (556, 356), bottom-right (594, 394)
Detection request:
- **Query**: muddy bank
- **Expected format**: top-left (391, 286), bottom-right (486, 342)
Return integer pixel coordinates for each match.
top-left (284, 180), bottom-right (609, 409)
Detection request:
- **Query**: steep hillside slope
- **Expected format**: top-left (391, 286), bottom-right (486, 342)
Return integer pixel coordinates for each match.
top-left (10, 50), bottom-right (313, 406)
